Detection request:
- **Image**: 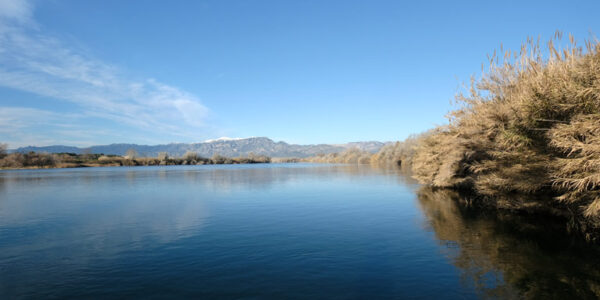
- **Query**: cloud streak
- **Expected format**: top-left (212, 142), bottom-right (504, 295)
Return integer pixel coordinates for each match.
top-left (0, 0), bottom-right (212, 147)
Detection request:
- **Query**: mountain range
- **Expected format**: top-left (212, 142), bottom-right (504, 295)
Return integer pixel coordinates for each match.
top-left (13, 137), bottom-right (390, 158)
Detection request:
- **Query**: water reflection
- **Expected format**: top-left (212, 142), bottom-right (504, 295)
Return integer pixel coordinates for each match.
top-left (0, 170), bottom-right (398, 256)
top-left (1, 164), bottom-right (435, 298)
top-left (1, 164), bottom-right (599, 299)
top-left (416, 187), bottom-right (600, 299)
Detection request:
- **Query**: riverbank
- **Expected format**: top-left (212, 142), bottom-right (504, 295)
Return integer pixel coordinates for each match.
top-left (0, 151), bottom-right (271, 170)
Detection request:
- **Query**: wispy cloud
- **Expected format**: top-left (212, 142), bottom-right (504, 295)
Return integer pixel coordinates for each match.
top-left (0, 106), bottom-right (136, 147)
top-left (0, 0), bottom-right (32, 24)
top-left (0, 0), bottom-right (213, 147)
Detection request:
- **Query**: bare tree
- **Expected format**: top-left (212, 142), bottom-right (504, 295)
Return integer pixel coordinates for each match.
top-left (0, 143), bottom-right (7, 159)
top-left (157, 152), bottom-right (169, 161)
top-left (184, 151), bottom-right (207, 164)
top-left (125, 148), bottom-right (138, 159)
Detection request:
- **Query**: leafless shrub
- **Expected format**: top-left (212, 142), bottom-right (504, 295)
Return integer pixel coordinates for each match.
top-left (157, 152), bottom-right (169, 161)
top-left (211, 154), bottom-right (231, 164)
top-left (0, 143), bottom-right (7, 159)
top-left (0, 152), bottom-right (56, 168)
top-left (125, 148), bottom-right (138, 160)
top-left (304, 148), bottom-right (372, 164)
top-left (371, 132), bottom-right (430, 169)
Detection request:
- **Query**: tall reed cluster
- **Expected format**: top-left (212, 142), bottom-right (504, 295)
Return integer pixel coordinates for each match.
top-left (377, 33), bottom-right (600, 233)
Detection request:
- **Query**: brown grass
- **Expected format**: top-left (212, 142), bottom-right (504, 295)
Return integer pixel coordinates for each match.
top-left (370, 133), bottom-right (423, 168)
top-left (401, 32), bottom-right (600, 232)
top-left (303, 148), bottom-right (372, 164)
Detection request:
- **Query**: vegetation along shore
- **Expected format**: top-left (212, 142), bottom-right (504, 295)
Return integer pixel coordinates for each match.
top-left (0, 145), bottom-right (271, 169)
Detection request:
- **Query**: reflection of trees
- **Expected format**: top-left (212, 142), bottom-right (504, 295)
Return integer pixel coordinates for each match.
top-left (0, 164), bottom-right (400, 274)
top-left (174, 164), bottom-right (403, 192)
top-left (0, 164), bottom-right (396, 195)
top-left (416, 187), bottom-right (600, 299)
top-left (9, 164), bottom-right (600, 298)
top-left (0, 173), bottom-right (5, 189)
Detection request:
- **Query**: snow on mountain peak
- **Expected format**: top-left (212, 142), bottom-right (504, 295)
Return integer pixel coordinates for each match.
top-left (204, 137), bottom-right (245, 143)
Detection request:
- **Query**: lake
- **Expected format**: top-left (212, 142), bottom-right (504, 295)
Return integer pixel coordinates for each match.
top-left (1, 164), bottom-right (599, 299)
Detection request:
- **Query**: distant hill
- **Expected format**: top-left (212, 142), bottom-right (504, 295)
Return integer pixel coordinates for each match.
top-left (13, 137), bottom-right (390, 158)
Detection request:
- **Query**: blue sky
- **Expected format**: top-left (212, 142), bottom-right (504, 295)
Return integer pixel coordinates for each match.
top-left (0, 0), bottom-right (598, 147)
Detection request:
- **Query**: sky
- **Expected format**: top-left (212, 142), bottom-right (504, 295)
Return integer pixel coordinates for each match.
top-left (0, 0), bottom-right (598, 147)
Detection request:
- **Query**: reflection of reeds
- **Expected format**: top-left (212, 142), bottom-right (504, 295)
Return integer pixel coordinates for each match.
top-left (416, 186), bottom-right (600, 299)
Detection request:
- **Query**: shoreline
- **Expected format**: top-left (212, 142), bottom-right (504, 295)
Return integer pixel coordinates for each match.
top-left (0, 151), bottom-right (273, 170)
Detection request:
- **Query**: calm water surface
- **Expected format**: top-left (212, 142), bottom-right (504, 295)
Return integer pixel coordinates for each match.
top-left (0, 164), bottom-right (599, 299)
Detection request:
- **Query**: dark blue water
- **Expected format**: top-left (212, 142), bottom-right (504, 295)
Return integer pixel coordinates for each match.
top-left (0, 164), bottom-right (599, 299)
